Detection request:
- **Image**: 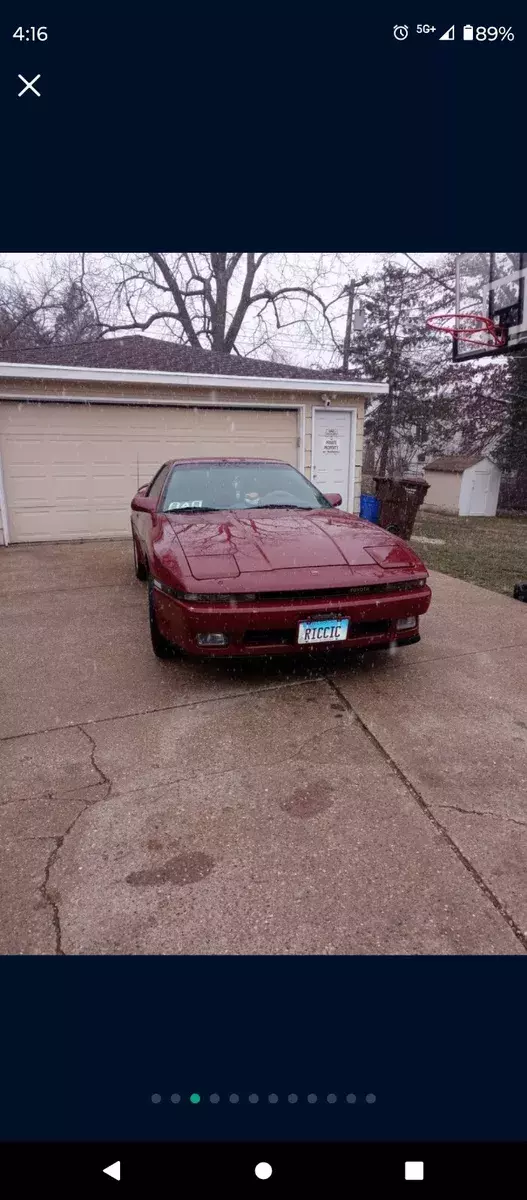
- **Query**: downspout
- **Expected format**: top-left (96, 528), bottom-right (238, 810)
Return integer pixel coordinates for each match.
top-left (0, 445), bottom-right (10, 546)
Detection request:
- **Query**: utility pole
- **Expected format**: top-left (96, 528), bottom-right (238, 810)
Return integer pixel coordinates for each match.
top-left (342, 281), bottom-right (355, 373)
top-left (342, 275), bottom-right (369, 371)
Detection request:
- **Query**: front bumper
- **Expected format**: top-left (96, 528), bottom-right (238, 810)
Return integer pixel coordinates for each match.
top-left (152, 584), bottom-right (432, 657)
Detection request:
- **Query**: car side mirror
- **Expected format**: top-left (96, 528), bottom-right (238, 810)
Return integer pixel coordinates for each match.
top-left (131, 494), bottom-right (156, 513)
top-left (324, 493), bottom-right (342, 507)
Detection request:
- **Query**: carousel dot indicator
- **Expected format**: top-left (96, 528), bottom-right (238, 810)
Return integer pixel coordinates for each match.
top-left (255, 1162), bottom-right (273, 1180)
top-left (190, 1093), bottom-right (201, 1104)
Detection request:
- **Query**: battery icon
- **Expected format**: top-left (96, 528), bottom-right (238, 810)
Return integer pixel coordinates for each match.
top-left (463, 24), bottom-right (474, 39)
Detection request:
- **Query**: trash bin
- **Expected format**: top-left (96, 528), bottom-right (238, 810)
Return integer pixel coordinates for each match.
top-left (373, 475), bottom-right (430, 541)
top-left (359, 493), bottom-right (380, 523)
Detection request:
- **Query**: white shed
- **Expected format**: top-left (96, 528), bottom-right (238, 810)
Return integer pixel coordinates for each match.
top-left (424, 454), bottom-right (502, 517)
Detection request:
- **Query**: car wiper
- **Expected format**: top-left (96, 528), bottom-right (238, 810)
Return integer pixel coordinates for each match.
top-left (164, 506), bottom-right (225, 513)
top-left (255, 504), bottom-right (314, 510)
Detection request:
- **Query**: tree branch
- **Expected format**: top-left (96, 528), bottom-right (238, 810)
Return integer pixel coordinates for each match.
top-left (148, 252), bottom-right (201, 346)
top-left (100, 311), bottom-right (186, 335)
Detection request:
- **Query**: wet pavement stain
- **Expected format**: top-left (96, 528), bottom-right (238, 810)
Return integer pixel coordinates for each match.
top-left (147, 838), bottom-right (164, 852)
top-left (280, 781), bottom-right (334, 818)
top-left (126, 852), bottom-right (215, 888)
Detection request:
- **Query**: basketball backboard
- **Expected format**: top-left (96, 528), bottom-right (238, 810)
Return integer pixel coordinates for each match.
top-left (453, 252), bottom-right (527, 360)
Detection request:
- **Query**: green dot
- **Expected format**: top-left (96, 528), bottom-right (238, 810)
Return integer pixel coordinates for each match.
top-left (190, 1093), bottom-right (201, 1104)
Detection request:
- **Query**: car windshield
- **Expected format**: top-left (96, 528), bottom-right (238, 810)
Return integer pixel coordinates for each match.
top-left (161, 462), bottom-right (333, 513)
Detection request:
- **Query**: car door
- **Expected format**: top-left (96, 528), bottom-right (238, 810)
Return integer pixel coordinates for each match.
top-left (136, 463), bottom-right (172, 559)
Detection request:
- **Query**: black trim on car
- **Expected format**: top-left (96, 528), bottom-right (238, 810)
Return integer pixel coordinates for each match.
top-left (172, 580), bottom-right (427, 603)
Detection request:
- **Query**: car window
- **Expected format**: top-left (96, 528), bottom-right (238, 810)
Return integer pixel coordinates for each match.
top-left (161, 463), bottom-right (333, 512)
top-left (147, 464), bottom-right (171, 502)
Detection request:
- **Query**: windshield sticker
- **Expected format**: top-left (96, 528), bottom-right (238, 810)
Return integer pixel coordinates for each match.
top-left (168, 500), bottom-right (203, 510)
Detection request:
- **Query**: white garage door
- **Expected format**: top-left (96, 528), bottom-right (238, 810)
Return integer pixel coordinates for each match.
top-left (0, 401), bottom-right (299, 542)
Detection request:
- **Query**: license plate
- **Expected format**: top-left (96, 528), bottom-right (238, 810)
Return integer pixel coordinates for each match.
top-left (297, 618), bottom-right (349, 644)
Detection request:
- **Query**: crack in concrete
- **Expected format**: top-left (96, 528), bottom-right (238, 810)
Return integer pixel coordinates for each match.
top-left (3, 689), bottom-right (334, 954)
top-left (37, 726), bottom-right (112, 955)
top-left (8, 648), bottom-right (525, 953)
top-left (77, 725), bottom-right (112, 790)
top-left (292, 723), bottom-right (350, 763)
top-left (0, 676), bottom-right (327, 743)
top-left (326, 676), bottom-right (527, 954)
top-left (436, 803), bottom-right (527, 828)
top-left (0, 781), bottom-right (106, 809)
top-left (40, 829), bottom-right (73, 956)
top-left (76, 717), bottom-right (356, 802)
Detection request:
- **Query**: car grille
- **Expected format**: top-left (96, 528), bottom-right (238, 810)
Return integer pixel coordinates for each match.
top-left (251, 582), bottom-right (420, 601)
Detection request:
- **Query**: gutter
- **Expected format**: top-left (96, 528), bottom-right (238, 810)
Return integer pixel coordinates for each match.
top-left (0, 361), bottom-right (389, 396)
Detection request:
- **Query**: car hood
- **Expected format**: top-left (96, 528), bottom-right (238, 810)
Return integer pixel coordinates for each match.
top-left (165, 509), bottom-right (425, 581)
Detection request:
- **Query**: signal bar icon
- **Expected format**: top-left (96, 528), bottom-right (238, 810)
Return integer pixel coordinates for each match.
top-left (439, 25), bottom-right (455, 40)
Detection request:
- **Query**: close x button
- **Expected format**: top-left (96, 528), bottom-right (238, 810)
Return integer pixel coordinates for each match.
top-left (17, 73), bottom-right (41, 96)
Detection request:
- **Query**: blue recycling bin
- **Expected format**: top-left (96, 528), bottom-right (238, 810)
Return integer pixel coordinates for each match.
top-left (359, 493), bottom-right (380, 523)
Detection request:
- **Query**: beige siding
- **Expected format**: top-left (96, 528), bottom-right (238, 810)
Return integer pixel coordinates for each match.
top-left (0, 380), bottom-right (367, 542)
top-left (423, 470), bottom-right (461, 513)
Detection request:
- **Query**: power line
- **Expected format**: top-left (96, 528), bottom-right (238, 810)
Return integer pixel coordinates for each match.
top-left (403, 253), bottom-right (457, 295)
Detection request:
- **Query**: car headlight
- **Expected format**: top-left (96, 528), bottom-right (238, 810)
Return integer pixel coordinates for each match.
top-left (152, 579), bottom-right (177, 597)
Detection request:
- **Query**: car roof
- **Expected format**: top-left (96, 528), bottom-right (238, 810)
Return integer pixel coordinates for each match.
top-left (165, 457), bottom-right (290, 466)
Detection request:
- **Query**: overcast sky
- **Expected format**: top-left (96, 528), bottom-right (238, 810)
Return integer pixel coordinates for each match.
top-left (0, 251), bottom-right (443, 368)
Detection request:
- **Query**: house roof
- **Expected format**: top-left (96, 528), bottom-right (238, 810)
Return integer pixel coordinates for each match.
top-left (0, 334), bottom-right (368, 383)
top-left (426, 454), bottom-right (484, 473)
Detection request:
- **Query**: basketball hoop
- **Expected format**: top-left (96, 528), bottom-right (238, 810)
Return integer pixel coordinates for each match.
top-left (426, 312), bottom-right (507, 349)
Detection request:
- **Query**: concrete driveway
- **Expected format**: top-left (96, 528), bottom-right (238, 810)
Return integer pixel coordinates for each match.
top-left (1, 539), bottom-right (526, 956)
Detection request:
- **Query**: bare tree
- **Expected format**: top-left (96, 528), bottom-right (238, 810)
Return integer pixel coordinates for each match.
top-left (0, 251), bottom-right (372, 365)
top-left (66, 251), bottom-right (367, 361)
top-left (0, 256), bottom-right (100, 349)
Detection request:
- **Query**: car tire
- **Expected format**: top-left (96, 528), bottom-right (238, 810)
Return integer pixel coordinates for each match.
top-left (148, 578), bottom-right (176, 658)
top-left (133, 534), bottom-right (148, 581)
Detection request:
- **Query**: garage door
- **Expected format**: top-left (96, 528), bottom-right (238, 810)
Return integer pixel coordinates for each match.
top-left (0, 402), bottom-right (299, 542)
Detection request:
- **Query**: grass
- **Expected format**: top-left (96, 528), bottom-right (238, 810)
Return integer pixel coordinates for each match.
top-left (410, 511), bottom-right (527, 596)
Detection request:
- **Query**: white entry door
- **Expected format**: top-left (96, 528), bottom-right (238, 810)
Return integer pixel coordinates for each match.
top-left (469, 469), bottom-right (491, 516)
top-left (311, 409), bottom-right (353, 509)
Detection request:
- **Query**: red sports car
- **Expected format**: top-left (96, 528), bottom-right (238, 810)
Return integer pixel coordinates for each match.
top-left (130, 457), bottom-right (431, 658)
